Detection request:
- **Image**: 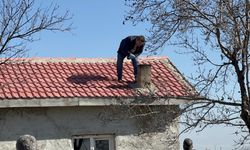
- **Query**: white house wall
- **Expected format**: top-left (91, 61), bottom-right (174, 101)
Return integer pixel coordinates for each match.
top-left (0, 106), bottom-right (179, 150)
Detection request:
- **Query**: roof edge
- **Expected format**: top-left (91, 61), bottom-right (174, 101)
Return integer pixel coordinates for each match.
top-left (0, 56), bottom-right (169, 63)
top-left (0, 97), bottom-right (193, 108)
top-left (161, 58), bottom-right (198, 95)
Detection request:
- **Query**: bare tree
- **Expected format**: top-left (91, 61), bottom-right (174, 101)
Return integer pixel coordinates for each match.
top-left (125, 0), bottom-right (250, 146)
top-left (0, 0), bottom-right (72, 62)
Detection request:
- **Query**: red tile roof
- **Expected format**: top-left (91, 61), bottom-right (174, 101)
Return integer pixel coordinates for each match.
top-left (0, 57), bottom-right (195, 99)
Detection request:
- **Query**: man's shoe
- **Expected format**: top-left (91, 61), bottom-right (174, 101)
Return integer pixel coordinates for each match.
top-left (133, 80), bottom-right (137, 84)
top-left (135, 76), bottom-right (138, 83)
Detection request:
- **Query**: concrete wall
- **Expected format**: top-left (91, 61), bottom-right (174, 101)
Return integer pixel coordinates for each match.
top-left (0, 105), bottom-right (179, 150)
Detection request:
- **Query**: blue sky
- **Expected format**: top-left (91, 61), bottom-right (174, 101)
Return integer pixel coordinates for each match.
top-left (27, 1), bottom-right (246, 149)
top-left (29, 0), bottom-right (147, 57)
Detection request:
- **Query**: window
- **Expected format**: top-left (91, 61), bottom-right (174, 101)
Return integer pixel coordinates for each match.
top-left (73, 135), bottom-right (115, 150)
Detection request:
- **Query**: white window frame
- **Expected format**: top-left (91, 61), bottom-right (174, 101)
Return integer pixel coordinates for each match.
top-left (73, 134), bottom-right (115, 150)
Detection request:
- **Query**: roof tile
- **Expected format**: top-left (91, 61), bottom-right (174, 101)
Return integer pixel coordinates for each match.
top-left (0, 57), bottom-right (196, 99)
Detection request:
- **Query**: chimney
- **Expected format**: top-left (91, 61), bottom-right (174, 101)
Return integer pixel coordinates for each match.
top-left (137, 64), bottom-right (151, 88)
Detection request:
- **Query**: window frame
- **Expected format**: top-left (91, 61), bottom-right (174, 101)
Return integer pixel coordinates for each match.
top-left (73, 134), bottom-right (115, 150)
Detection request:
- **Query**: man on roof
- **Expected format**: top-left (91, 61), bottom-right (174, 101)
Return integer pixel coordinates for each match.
top-left (117, 35), bottom-right (146, 83)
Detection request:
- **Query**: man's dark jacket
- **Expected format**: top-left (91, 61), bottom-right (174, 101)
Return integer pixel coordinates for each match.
top-left (117, 36), bottom-right (143, 56)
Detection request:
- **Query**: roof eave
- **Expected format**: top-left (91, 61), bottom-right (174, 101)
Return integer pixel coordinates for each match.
top-left (0, 96), bottom-right (195, 108)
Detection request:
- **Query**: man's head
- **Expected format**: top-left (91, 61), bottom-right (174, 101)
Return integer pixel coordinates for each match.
top-left (16, 135), bottom-right (37, 150)
top-left (183, 138), bottom-right (193, 150)
top-left (135, 35), bottom-right (145, 47)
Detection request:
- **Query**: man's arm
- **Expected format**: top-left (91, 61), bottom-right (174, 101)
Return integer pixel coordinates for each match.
top-left (118, 37), bottom-right (132, 56)
top-left (134, 45), bottom-right (143, 57)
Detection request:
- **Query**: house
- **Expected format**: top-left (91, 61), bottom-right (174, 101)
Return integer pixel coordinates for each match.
top-left (0, 57), bottom-right (195, 150)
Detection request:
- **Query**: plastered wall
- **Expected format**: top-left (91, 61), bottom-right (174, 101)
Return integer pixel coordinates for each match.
top-left (0, 105), bottom-right (179, 150)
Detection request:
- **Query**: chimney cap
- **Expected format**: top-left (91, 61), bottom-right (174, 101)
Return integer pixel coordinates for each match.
top-left (138, 64), bottom-right (151, 67)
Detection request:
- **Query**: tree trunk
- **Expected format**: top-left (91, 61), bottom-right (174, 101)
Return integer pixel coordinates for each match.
top-left (235, 66), bottom-right (250, 132)
top-left (240, 94), bottom-right (250, 133)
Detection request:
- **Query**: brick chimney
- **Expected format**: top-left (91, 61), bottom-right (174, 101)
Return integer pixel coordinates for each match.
top-left (137, 64), bottom-right (151, 88)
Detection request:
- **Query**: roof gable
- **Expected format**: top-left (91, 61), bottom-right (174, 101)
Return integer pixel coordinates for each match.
top-left (0, 57), bottom-right (195, 100)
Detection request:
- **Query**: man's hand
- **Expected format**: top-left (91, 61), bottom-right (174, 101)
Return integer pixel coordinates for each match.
top-left (127, 53), bottom-right (136, 60)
